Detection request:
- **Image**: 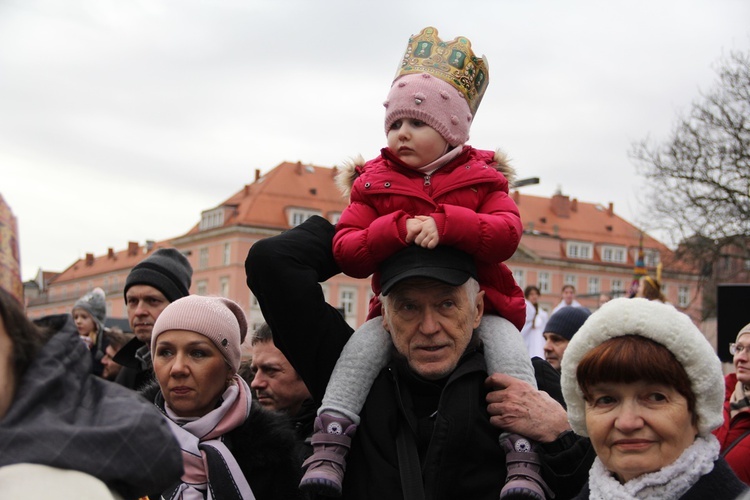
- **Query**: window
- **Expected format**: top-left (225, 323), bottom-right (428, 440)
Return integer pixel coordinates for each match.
top-left (223, 243), bottom-right (231, 266)
top-left (566, 241), bottom-right (592, 260)
top-left (678, 286), bottom-right (690, 308)
top-left (199, 247), bottom-right (209, 269)
top-left (200, 208), bottom-right (224, 230)
top-left (219, 277), bottom-right (229, 298)
top-left (538, 272), bottom-right (550, 294)
top-left (197, 280), bottom-right (208, 296)
top-left (642, 249), bottom-right (660, 267)
top-left (330, 212), bottom-right (342, 225)
top-left (339, 288), bottom-right (356, 317)
top-left (611, 279), bottom-right (623, 295)
top-left (513, 269), bottom-right (525, 289)
top-left (564, 274), bottom-right (577, 287)
top-left (601, 245), bottom-right (627, 263)
top-left (289, 209), bottom-right (321, 227)
top-left (588, 277), bottom-right (600, 294)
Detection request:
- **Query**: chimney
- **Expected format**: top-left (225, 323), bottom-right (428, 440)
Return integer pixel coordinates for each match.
top-left (85, 253), bottom-right (94, 266)
top-left (255, 169), bottom-right (260, 182)
top-left (571, 198), bottom-right (578, 212)
top-left (512, 190), bottom-right (520, 204)
top-left (146, 240), bottom-right (155, 252)
top-left (550, 193), bottom-right (571, 218)
top-left (244, 184), bottom-right (249, 196)
top-left (128, 241), bottom-right (139, 256)
top-left (107, 248), bottom-right (115, 259)
top-left (296, 161), bottom-right (303, 175)
top-left (608, 202), bottom-right (614, 217)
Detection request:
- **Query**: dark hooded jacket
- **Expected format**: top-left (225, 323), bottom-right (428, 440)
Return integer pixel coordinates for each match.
top-left (0, 314), bottom-right (183, 499)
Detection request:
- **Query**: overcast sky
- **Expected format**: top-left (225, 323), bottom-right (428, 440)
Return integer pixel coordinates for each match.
top-left (1, 0), bottom-right (748, 281)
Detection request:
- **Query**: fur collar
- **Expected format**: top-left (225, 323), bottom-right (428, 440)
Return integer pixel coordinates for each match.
top-left (335, 147), bottom-right (516, 199)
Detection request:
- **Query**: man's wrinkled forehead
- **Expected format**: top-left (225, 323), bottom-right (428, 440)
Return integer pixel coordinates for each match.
top-left (386, 277), bottom-right (464, 299)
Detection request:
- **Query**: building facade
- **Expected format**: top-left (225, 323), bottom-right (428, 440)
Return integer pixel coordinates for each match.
top-left (25, 161), bottom-right (704, 334)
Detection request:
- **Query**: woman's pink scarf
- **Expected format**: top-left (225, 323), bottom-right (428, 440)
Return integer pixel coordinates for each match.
top-left (164, 375), bottom-right (255, 500)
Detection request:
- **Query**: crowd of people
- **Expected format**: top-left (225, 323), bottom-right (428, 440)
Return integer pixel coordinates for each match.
top-left (2, 25), bottom-right (749, 500)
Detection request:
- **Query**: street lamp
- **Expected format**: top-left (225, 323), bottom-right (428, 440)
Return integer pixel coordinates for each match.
top-left (512, 177), bottom-right (540, 188)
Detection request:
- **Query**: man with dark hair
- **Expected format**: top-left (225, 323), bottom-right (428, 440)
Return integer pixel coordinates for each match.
top-left (246, 216), bottom-right (593, 499)
top-left (250, 322), bottom-right (316, 453)
top-left (100, 327), bottom-right (134, 381)
top-left (114, 248), bottom-right (192, 390)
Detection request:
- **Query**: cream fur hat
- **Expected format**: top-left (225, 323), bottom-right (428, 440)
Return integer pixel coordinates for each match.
top-left (560, 297), bottom-right (724, 437)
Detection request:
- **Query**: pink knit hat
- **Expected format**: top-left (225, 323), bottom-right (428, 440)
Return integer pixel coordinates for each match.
top-left (384, 73), bottom-right (473, 147)
top-left (151, 295), bottom-right (248, 373)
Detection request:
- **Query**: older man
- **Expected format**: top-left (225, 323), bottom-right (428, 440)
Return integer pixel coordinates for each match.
top-left (113, 248), bottom-right (192, 391)
top-left (246, 216), bottom-right (593, 500)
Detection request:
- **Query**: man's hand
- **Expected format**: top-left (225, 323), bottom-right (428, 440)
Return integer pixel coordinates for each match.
top-left (485, 373), bottom-right (571, 443)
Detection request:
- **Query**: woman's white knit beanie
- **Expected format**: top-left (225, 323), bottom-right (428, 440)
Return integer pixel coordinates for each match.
top-left (560, 297), bottom-right (724, 437)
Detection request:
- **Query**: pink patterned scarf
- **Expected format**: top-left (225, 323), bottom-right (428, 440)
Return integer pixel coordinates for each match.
top-left (163, 375), bottom-right (254, 500)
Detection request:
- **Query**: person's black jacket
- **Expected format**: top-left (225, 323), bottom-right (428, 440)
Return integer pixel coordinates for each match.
top-left (246, 216), bottom-right (593, 499)
top-left (112, 337), bottom-right (154, 391)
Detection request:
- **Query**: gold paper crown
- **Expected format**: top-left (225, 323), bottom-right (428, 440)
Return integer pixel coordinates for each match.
top-left (395, 27), bottom-right (489, 116)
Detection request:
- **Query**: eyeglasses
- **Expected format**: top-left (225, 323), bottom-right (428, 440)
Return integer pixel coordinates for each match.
top-left (729, 343), bottom-right (749, 355)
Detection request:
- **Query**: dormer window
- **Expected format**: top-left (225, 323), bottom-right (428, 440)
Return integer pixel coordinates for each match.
top-left (288, 208), bottom-right (321, 227)
top-left (200, 208), bottom-right (224, 230)
top-left (601, 245), bottom-right (627, 263)
top-left (566, 241), bottom-right (592, 260)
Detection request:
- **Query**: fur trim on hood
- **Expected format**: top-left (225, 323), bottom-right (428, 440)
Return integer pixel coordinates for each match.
top-left (334, 149), bottom-right (516, 200)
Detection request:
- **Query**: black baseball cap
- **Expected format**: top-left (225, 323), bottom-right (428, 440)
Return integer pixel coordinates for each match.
top-left (379, 245), bottom-right (478, 296)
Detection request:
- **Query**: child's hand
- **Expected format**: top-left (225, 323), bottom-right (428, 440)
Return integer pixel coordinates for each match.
top-left (405, 217), bottom-right (423, 244)
top-left (413, 216), bottom-right (439, 249)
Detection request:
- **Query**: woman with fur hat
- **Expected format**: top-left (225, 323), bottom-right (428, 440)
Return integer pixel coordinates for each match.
top-left (561, 298), bottom-right (747, 498)
top-left (72, 287), bottom-right (109, 376)
top-left (302, 27), bottom-right (544, 499)
top-left (714, 322), bottom-right (750, 485)
top-left (145, 295), bottom-right (303, 500)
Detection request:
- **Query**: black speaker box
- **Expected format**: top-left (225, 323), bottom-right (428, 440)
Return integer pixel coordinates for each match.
top-left (717, 284), bottom-right (750, 362)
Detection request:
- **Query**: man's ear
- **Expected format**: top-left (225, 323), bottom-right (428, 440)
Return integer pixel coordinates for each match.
top-left (473, 290), bottom-right (485, 329)
top-left (381, 309), bottom-right (391, 332)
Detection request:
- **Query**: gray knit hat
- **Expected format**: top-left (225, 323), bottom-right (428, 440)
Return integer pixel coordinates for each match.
top-left (561, 297), bottom-right (724, 437)
top-left (544, 306), bottom-right (591, 341)
top-left (124, 248), bottom-right (192, 303)
top-left (73, 287), bottom-right (107, 332)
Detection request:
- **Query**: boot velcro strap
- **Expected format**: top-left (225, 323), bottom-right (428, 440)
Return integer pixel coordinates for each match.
top-left (311, 433), bottom-right (352, 447)
top-left (302, 450), bottom-right (347, 468)
top-left (505, 451), bottom-right (541, 467)
top-left (504, 453), bottom-right (555, 498)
